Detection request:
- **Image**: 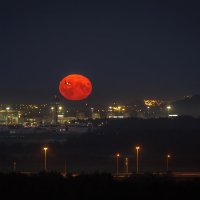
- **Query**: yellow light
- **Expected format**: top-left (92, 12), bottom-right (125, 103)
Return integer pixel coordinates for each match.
top-left (136, 146), bottom-right (140, 150)
top-left (43, 147), bottom-right (48, 151)
top-left (144, 99), bottom-right (162, 107)
top-left (59, 106), bottom-right (62, 110)
top-left (51, 107), bottom-right (54, 110)
top-left (167, 106), bottom-right (171, 110)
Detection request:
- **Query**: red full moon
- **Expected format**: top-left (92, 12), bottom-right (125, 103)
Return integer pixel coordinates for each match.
top-left (59, 74), bottom-right (92, 100)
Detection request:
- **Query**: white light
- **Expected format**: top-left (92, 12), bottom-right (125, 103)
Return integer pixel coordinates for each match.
top-left (169, 114), bottom-right (178, 117)
top-left (59, 106), bottom-right (62, 110)
top-left (167, 106), bottom-right (171, 110)
top-left (108, 115), bottom-right (124, 118)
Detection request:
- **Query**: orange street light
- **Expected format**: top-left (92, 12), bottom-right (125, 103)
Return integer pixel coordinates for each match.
top-left (166, 154), bottom-right (171, 171)
top-left (136, 146), bottom-right (140, 174)
top-left (43, 147), bottom-right (48, 171)
top-left (116, 153), bottom-right (120, 176)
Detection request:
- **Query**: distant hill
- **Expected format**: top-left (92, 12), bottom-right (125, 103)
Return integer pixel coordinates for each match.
top-left (172, 95), bottom-right (200, 117)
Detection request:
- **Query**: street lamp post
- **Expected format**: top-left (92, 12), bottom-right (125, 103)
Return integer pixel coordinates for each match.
top-left (43, 147), bottom-right (48, 171)
top-left (136, 146), bottom-right (140, 174)
top-left (116, 153), bottom-right (120, 176)
top-left (125, 157), bottom-right (129, 174)
top-left (6, 107), bottom-right (10, 125)
top-left (166, 106), bottom-right (171, 117)
top-left (166, 154), bottom-right (171, 172)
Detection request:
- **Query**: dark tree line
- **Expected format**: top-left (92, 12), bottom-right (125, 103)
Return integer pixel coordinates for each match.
top-left (0, 172), bottom-right (200, 199)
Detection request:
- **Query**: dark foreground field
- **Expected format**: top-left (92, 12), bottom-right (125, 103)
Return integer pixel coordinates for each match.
top-left (1, 117), bottom-right (200, 172)
top-left (0, 172), bottom-right (200, 199)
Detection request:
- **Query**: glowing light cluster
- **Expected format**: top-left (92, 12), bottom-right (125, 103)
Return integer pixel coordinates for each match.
top-left (108, 106), bottom-right (126, 112)
top-left (144, 99), bottom-right (163, 107)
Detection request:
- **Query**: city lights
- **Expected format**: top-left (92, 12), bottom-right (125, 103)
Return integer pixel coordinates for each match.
top-left (59, 106), bottom-right (63, 111)
top-left (144, 99), bottom-right (163, 107)
top-left (51, 107), bottom-right (54, 110)
top-left (6, 107), bottom-right (10, 111)
top-left (167, 106), bottom-right (171, 110)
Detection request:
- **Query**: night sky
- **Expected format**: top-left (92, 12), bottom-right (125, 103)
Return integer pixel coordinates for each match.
top-left (1, 1), bottom-right (200, 104)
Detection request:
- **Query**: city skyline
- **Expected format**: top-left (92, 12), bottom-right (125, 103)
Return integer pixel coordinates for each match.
top-left (0, 1), bottom-right (200, 103)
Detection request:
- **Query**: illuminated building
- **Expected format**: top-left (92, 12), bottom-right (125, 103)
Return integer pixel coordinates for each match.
top-left (90, 107), bottom-right (101, 119)
top-left (107, 104), bottom-right (130, 118)
top-left (0, 109), bottom-right (21, 125)
top-left (51, 95), bottom-right (64, 124)
top-left (91, 112), bottom-right (101, 119)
